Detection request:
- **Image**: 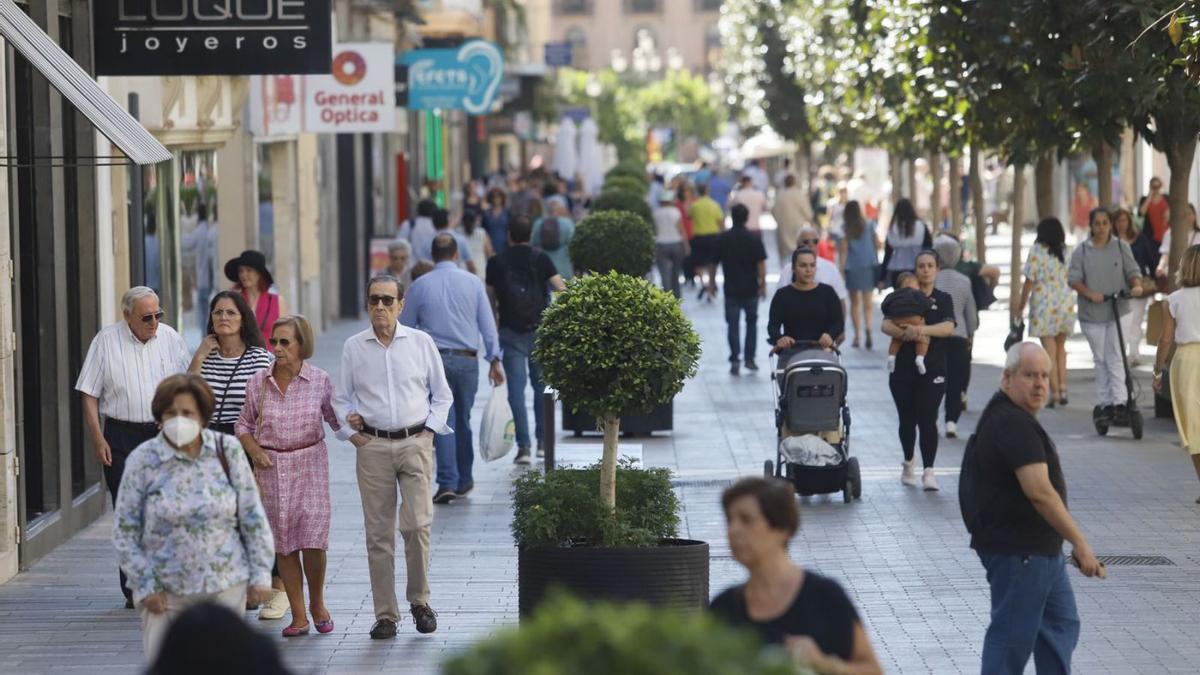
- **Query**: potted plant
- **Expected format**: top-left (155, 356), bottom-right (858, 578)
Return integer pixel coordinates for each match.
top-left (444, 593), bottom-right (804, 674)
top-left (561, 214), bottom-right (671, 435)
top-left (602, 175), bottom-right (649, 197)
top-left (524, 271), bottom-right (703, 614)
top-left (590, 189), bottom-right (654, 227)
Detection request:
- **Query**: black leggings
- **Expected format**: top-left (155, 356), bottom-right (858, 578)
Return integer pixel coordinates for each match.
top-left (889, 375), bottom-right (946, 468)
top-left (944, 337), bottom-right (971, 423)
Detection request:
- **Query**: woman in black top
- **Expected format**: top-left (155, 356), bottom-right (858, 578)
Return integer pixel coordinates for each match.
top-left (710, 478), bottom-right (882, 674)
top-left (882, 250), bottom-right (956, 491)
top-left (768, 248), bottom-right (844, 352)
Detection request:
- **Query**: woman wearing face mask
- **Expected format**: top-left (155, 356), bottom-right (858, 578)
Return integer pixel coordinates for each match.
top-left (236, 315), bottom-right (342, 637)
top-left (1068, 208), bottom-right (1144, 425)
top-left (710, 478), bottom-right (882, 674)
top-left (112, 374), bottom-right (275, 663)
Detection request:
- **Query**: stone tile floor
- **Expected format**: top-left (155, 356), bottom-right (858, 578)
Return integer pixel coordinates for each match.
top-left (2, 225), bottom-right (1199, 673)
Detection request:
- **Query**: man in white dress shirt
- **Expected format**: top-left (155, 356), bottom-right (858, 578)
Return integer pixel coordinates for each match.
top-left (76, 286), bottom-right (191, 607)
top-left (333, 274), bottom-right (453, 639)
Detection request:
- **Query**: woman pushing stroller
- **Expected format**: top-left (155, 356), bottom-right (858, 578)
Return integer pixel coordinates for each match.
top-left (768, 247), bottom-right (845, 355)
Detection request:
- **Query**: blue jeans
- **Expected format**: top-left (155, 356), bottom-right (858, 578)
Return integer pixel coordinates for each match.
top-left (978, 552), bottom-right (1080, 675)
top-left (435, 353), bottom-right (481, 491)
top-left (724, 294), bottom-right (758, 363)
top-left (500, 328), bottom-right (543, 450)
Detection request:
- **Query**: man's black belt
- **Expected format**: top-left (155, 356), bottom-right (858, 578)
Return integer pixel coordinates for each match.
top-left (439, 348), bottom-right (478, 359)
top-left (361, 423), bottom-right (426, 440)
top-left (106, 418), bottom-right (158, 434)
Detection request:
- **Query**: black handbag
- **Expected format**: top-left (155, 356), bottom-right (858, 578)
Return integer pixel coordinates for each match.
top-left (1003, 320), bottom-right (1025, 352)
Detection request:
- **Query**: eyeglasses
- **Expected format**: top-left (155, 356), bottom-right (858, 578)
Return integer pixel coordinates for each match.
top-left (800, 239), bottom-right (820, 245)
top-left (269, 337), bottom-right (293, 347)
top-left (211, 309), bottom-right (239, 318)
top-left (368, 295), bottom-right (398, 307)
top-left (140, 311), bottom-right (164, 324)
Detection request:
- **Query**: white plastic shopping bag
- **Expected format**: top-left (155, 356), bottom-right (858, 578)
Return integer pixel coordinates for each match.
top-left (479, 385), bottom-right (516, 462)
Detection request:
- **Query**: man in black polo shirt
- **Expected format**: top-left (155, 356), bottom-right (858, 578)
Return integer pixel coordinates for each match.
top-left (485, 216), bottom-right (565, 465)
top-left (963, 342), bottom-right (1105, 675)
top-left (714, 203), bottom-right (767, 375)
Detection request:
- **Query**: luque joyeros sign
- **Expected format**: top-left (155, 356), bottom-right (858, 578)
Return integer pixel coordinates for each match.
top-left (93, 0), bottom-right (332, 75)
top-left (400, 40), bottom-right (505, 114)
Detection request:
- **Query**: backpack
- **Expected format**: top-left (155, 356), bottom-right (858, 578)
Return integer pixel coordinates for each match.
top-left (502, 255), bottom-right (548, 330)
top-left (540, 218), bottom-right (563, 251)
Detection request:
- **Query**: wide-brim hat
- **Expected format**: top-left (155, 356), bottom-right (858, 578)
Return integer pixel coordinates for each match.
top-left (224, 250), bottom-right (273, 287)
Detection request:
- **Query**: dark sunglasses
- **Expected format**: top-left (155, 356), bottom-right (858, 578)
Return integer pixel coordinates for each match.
top-left (140, 311), bottom-right (165, 324)
top-left (269, 337), bottom-right (293, 347)
top-left (368, 295), bottom-right (398, 307)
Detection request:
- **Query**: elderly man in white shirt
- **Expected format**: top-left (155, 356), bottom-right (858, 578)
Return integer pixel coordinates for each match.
top-left (75, 286), bottom-right (191, 608)
top-left (777, 226), bottom-right (850, 318)
top-left (333, 273), bottom-right (453, 640)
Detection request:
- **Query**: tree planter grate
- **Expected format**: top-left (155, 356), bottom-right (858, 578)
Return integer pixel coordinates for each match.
top-left (1096, 555), bottom-right (1174, 566)
top-left (670, 479), bottom-right (733, 488)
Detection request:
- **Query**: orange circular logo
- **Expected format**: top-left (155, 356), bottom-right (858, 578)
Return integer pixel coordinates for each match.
top-left (332, 50), bottom-right (367, 86)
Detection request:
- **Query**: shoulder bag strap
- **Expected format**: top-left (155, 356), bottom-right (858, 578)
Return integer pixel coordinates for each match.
top-left (214, 434), bottom-right (244, 540)
top-left (213, 349), bottom-right (250, 422)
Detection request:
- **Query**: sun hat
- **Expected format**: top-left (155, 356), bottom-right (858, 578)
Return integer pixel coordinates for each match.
top-left (224, 250), bottom-right (273, 288)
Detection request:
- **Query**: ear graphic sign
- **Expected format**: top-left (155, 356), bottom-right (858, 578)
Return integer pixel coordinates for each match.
top-left (457, 41), bottom-right (504, 115)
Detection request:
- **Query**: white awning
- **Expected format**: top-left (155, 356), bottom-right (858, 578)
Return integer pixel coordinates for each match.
top-left (0, 0), bottom-right (170, 165)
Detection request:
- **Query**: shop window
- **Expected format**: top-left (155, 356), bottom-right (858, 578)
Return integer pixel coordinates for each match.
top-left (177, 151), bottom-right (219, 346)
top-left (555, 0), bottom-right (591, 16)
top-left (566, 27), bottom-right (588, 69)
top-left (625, 0), bottom-right (661, 13)
top-left (695, 0), bottom-right (722, 11)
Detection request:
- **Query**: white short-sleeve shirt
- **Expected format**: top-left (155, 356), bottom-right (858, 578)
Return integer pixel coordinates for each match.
top-left (1168, 286), bottom-right (1200, 344)
top-left (75, 321), bottom-right (192, 423)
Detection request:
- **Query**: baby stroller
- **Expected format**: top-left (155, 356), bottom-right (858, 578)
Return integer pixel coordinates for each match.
top-left (765, 343), bottom-right (862, 503)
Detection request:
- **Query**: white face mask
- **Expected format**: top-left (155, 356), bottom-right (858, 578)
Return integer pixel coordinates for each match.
top-left (162, 416), bottom-right (202, 448)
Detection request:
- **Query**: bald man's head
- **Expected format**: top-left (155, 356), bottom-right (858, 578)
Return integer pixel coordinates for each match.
top-left (1001, 343), bottom-right (1051, 414)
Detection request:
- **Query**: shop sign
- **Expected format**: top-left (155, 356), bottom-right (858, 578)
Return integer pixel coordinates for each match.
top-left (544, 42), bottom-right (571, 67)
top-left (93, 0), bottom-right (332, 75)
top-left (400, 41), bottom-right (504, 114)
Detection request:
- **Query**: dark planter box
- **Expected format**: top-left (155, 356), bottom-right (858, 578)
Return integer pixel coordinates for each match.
top-left (561, 399), bottom-right (674, 436)
top-left (518, 538), bottom-right (709, 618)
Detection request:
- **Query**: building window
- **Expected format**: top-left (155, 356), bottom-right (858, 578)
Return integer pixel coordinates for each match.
top-left (625, 0), bottom-right (662, 14)
top-left (555, 0), bottom-right (591, 15)
top-left (695, 0), bottom-right (722, 12)
top-left (566, 26), bottom-right (588, 68)
top-left (705, 24), bottom-right (722, 70)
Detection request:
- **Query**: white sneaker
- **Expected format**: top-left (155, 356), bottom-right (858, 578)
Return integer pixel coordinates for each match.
top-left (923, 468), bottom-right (940, 492)
top-left (258, 588), bottom-right (289, 620)
top-left (945, 421), bottom-right (958, 439)
top-left (901, 460), bottom-right (917, 486)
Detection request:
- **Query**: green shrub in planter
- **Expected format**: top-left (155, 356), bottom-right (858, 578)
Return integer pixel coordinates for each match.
top-left (512, 459), bottom-right (678, 548)
top-left (602, 175), bottom-right (648, 197)
top-left (605, 163), bottom-right (648, 185)
top-left (534, 272), bottom-right (701, 510)
top-left (569, 210), bottom-right (655, 277)
top-left (442, 593), bottom-right (803, 675)
top-left (591, 189), bottom-right (653, 227)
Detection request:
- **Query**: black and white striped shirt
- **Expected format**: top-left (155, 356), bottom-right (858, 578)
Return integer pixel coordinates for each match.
top-left (199, 347), bottom-right (273, 424)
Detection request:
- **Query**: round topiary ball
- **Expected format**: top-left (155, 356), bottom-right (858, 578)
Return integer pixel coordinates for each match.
top-left (569, 210), bottom-right (655, 277)
top-left (605, 164), bottom-right (648, 185)
top-left (535, 271), bottom-right (701, 420)
top-left (602, 175), bottom-right (648, 197)
top-left (590, 190), bottom-right (653, 227)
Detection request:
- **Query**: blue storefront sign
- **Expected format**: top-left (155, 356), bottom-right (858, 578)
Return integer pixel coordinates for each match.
top-left (544, 42), bottom-right (572, 67)
top-left (399, 41), bottom-right (505, 114)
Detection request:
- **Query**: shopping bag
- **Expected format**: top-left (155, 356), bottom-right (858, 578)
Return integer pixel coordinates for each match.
top-left (479, 386), bottom-right (516, 462)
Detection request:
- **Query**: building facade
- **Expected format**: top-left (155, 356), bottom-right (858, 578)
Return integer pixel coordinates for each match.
top-left (551, 0), bottom-right (722, 73)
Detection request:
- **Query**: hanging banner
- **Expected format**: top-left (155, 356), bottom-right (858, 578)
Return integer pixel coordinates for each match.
top-left (93, 0), bottom-right (332, 76)
top-left (250, 43), bottom-right (394, 135)
top-left (400, 40), bottom-right (504, 114)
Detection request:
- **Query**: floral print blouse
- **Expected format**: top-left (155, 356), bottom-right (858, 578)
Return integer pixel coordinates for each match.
top-left (113, 430), bottom-right (275, 603)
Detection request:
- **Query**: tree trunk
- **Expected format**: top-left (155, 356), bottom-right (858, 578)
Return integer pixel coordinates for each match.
top-left (908, 158), bottom-right (918, 205)
top-left (929, 152), bottom-right (943, 227)
top-left (949, 154), bottom-right (963, 236)
top-left (890, 152), bottom-right (903, 199)
top-left (1035, 152), bottom-right (1056, 220)
top-left (1167, 138), bottom-right (1199, 289)
top-left (1010, 164), bottom-right (1027, 313)
top-left (796, 140), bottom-right (813, 203)
top-left (599, 416), bottom-right (621, 511)
top-left (1092, 142), bottom-right (1114, 208)
top-left (970, 147), bottom-right (987, 263)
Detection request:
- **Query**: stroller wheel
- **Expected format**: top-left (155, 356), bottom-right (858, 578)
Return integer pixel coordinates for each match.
top-left (848, 456), bottom-right (862, 499)
top-left (763, 459), bottom-right (775, 478)
top-left (1131, 410), bottom-right (1144, 440)
top-left (843, 481), bottom-right (853, 503)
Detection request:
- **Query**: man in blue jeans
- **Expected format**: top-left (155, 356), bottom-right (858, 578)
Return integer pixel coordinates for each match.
top-left (964, 343), bottom-right (1105, 674)
top-left (401, 233), bottom-right (504, 503)
top-left (713, 204), bottom-right (767, 375)
top-left (485, 216), bottom-right (565, 465)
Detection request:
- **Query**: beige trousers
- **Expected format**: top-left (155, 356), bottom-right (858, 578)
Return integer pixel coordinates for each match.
top-left (140, 585), bottom-right (246, 663)
top-left (356, 434), bottom-right (434, 621)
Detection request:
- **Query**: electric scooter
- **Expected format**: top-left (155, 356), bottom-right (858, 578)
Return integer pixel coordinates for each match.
top-left (1093, 291), bottom-right (1144, 439)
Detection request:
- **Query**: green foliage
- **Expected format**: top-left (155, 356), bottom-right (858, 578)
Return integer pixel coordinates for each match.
top-left (633, 69), bottom-right (726, 149)
top-left (555, 69), bottom-right (643, 160)
top-left (510, 460), bottom-right (679, 549)
top-left (568, 210), bottom-right (655, 277)
top-left (534, 272), bottom-right (701, 422)
top-left (605, 164), bottom-right (648, 185)
top-left (442, 592), bottom-right (803, 675)
top-left (590, 189), bottom-right (653, 227)
top-left (602, 175), bottom-right (648, 197)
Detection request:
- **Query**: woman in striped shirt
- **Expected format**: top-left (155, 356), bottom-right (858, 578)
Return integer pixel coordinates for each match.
top-left (189, 291), bottom-right (273, 436)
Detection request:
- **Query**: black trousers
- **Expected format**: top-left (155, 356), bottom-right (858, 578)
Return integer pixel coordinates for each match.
top-left (102, 419), bottom-right (159, 602)
top-left (945, 337), bottom-right (971, 423)
top-left (724, 294), bottom-right (759, 363)
top-left (889, 375), bottom-right (946, 468)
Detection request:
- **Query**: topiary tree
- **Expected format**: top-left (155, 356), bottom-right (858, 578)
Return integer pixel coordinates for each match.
top-left (591, 189), bottom-right (653, 227)
top-left (535, 272), bottom-right (701, 510)
top-left (569, 210), bottom-right (655, 277)
top-left (602, 175), bottom-right (648, 197)
top-left (605, 163), bottom-right (648, 185)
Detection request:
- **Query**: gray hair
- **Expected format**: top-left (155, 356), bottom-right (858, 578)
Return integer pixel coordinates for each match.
top-left (388, 239), bottom-right (412, 255)
top-left (1003, 342), bottom-right (1048, 374)
top-left (121, 286), bottom-right (158, 313)
top-left (933, 235), bottom-right (963, 268)
top-left (798, 225), bottom-right (820, 240)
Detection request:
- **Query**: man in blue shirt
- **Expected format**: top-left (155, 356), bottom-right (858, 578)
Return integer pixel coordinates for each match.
top-left (708, 171), bottom-right (733, 211)
top-left (401, 233), bottom-right (504, 503)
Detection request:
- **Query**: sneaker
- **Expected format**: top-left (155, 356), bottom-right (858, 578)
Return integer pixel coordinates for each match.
top-left (456, 481), bottom-right (474, 498)
top-left (945, 421), bottom-right (958, 439)
top-left (124, 598), bottom-right (135, 610)
top-left (432, 487), bottom-right (457, 505)
top-left (901, 460), bottom-right (917, 486)
top-left (411, 604), bottom-right (438, 634)
top-left (730, 362), bottom-right (740, 376)
top-left (258, 588), bottom-right (289, 620)
top-left (513, 447), bottom-right (532, 465)
top-left (536, 447), bottom-right (545, 459)
top-left (922, 468), bottom-right (940, 491)
top-left (744, 360), bottom-right (759, 372)
top-left (369, 618), bottom-right (398, 640)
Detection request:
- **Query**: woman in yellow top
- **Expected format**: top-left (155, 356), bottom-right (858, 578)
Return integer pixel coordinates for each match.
top-left (689, 183), bottom-right (726, 301)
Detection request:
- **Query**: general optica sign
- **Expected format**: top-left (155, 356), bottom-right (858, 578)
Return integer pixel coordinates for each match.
top-left (303, 43), bottom-right (395, 133)
top-left (399, 41), bottom-right (504, 114)
top-left (93, 0), bottom-right (332, 75)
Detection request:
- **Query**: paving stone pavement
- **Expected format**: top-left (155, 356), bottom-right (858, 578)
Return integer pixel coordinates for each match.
top-left (2, 224), bottom-right (1200, 674)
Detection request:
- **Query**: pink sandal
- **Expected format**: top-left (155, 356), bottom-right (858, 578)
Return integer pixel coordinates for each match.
top-left (315, 618), bottom-right (335, 634)
top-left (281, 623), bottom-right (310, 637)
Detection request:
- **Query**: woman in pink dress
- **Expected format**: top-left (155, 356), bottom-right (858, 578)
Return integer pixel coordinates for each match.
top-left (236, 314), bottom-right (340, 637)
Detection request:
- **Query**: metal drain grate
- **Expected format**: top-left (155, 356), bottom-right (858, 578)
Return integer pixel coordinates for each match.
top-left (670, 478), bottom-right (734, 488)
top-left (1097, 555), bottom-right (1174, 567)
